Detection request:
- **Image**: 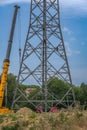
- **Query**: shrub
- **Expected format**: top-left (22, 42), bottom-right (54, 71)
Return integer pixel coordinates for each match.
top-left (2, 123), bottom-right (19, 130)
top-left (0, 114), bottom-right (6, 123)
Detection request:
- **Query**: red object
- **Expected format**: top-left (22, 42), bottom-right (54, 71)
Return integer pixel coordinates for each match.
top-left (50, 106), bottom-right (58, 112)
top-left (36, 105), bottom-right (43, 113)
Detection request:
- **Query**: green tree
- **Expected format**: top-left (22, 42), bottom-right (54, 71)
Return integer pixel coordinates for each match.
top-left (4, 73), bottom-right (87, 110)
top-left (73, 85), bottom-right (81, 101)
top-left (47, 77), bottom-right (70, 99)
top-left (7, 74), bottom-right (40, 109)
top-left (79, 83), bottom-right (87, 108)
top-left (6, 73), bottom-right (17, 108)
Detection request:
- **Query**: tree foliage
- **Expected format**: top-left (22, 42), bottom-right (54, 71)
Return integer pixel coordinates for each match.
top-left (7, 74), bottom-right (40, 109)
top-left (6, 73), bottom-right (17, 108)
top-left (79, 83), bottom-right (87, 108)
top-left (4, 73), bottom-right (87, 109)
top-left (48, 77), bottom-right (70, 99)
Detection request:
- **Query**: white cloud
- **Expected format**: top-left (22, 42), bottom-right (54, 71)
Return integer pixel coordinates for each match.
top-left (60, 0), bottom-right (87, 7)
top-left (60, 0), bottom-right (87, 15)
top-left (63, 27), bottom-right (72, 35)
top-left (0, 0), bottom-right (87, 15)
top-left (65, 42), bottom-right (72, 57)
top-left (0, 0), bottom-right (30, 5)
top-left (65, 41), bottom-right (81, 57)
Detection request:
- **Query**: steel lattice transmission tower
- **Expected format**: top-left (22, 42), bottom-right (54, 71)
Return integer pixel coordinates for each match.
top-left (12, 0), bottom-right (75, 111)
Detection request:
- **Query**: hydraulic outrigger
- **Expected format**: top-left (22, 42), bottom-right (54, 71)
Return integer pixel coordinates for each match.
top-left (0, 5), bottom-right (20, 114)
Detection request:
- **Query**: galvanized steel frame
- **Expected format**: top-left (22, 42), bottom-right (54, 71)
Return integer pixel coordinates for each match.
top-left (12, 0), bottom-right (75, 111)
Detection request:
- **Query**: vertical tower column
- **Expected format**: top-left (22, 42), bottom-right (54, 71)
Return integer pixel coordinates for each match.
top-left (42, 0), bottom-right (47, 112)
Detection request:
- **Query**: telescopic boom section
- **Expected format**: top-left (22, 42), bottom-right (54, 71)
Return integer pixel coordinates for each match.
top-left (0, 5), bottom-right (20, 109)
top-left (5, 5), bottom-right (20, 61)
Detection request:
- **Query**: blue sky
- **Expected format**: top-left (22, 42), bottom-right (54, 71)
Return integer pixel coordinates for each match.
top-left (0, 0), bottom-right (87, 86)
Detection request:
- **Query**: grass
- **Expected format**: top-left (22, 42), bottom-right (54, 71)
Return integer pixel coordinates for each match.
top-left (29, 112), bottom-right (37, 119)
top-left (7, 113), bottom-right (17, 121)
top-left (0, 114), bottom-right (6, 123)
top-left (0, 108), bottom-right (87, 130)
top-left (2, 123), bottom-right (19, 130)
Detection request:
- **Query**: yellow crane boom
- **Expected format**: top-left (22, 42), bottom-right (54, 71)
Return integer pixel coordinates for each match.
top-left (0, 5), bottom-right (20, 114)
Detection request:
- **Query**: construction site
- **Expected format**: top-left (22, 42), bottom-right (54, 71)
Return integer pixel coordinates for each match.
top-left (0, 0), bottom-right (87, 129)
